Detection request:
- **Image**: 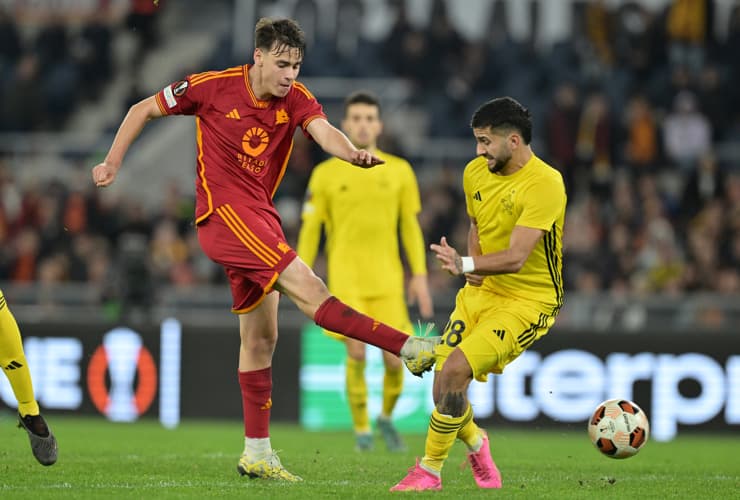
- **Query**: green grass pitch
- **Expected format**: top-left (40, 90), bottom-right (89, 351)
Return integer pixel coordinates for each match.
top-left (1, 414), bottom-right (737, 499)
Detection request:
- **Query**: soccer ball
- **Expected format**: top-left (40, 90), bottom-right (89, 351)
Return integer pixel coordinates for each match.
top-left (588, 398), bottom-right (649, 459)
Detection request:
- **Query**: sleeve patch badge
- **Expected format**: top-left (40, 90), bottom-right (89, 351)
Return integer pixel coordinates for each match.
top-left (173, 80), bottom-right (189, 96)
top-left (163, 85), bottom-right (177, 108)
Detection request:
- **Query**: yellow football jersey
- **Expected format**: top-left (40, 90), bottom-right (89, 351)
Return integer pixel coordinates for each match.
top-left (463, 154), bottom-right (566, 310)
top-left (298, 150), bottom-right (426, 298)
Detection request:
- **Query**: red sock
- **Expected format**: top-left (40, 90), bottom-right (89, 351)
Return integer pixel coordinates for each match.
top-left (239, 367), bottom-right (272, 438)
top-left (314, 296), bottom-right (407, 355)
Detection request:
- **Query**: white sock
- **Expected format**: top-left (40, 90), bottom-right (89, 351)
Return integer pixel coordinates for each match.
top-left (466, 432), bottom-right (484, 453)
top-left (244, 437), bottom-right (271, 459)
top-left (399, 338), bottom-right (415, 358)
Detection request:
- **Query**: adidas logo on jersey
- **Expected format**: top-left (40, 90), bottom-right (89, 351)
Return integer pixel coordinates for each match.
top-left (3, 360), bottom-right (23, 371)
top-left (225, 108), bottom-right (241, 119)
top-left (473, 191), bottom-right (482, 201)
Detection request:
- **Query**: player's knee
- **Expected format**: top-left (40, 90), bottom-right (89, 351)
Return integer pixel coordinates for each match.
top-left (346, 341), bottom-right (366, 362)
top-left (439, 350), bottom-right (473, 392)
top-left (383, 352), bottom-right (403, 371)
top-left (278, 259), bottom-right (330, 316)
top-left (240, 330), bottom-right (277, 356)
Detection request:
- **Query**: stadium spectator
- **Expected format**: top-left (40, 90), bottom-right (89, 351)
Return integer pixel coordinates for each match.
top-left (0, 55), bottom-right (45, 132)
top-left (680, 151), bottom-right (725, 222)
top-left (665, 0), bottom-right (714, 76)
top-left (76, 9), bottom-right (115, 99)
top-left (622, 94), bottom-right (660, 173)
top-left (545, 82), bottom-right (580, 193)
top-left (662, 90), bottom-right (712, 171)
top-left (575, 91), bottom-right (613, 196)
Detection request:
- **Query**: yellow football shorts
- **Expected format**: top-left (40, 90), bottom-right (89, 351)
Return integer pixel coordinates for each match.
top-left (435, 285), bottom-right (557, 382)
top-left (324, 293), bottom-right (413, 341)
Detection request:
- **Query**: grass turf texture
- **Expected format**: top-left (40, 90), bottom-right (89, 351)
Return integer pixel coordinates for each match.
top-left (1, 414), bottom-right (737, 499)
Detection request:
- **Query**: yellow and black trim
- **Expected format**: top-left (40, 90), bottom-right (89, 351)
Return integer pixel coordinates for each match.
top-left (543, 222), bottom-right (564, 314)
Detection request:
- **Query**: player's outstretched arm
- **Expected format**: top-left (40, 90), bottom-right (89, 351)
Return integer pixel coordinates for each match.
top-left (92, 96), bottom-right (164, 187)
top-left (306, 118), bottom-right (384, 167)
top-left (431, 226), bottom-right (544, 277)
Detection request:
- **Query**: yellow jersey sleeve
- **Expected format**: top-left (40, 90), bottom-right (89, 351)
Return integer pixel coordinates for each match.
top-left (398, 161), bottom-right (427, 276)
top-left (296, 163), bottom-right (329, 268)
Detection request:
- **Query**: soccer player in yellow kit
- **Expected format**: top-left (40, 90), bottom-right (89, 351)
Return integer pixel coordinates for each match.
top-left (0, 290), bottom-right (58, 465)
top-left (391, 97), bottom-right (566, 491)
top-left (298, 91), bottom-right (433, 452)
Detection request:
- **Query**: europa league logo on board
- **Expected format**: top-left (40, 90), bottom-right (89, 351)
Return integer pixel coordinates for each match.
top-left (87, 328), bottom-right (157, 422)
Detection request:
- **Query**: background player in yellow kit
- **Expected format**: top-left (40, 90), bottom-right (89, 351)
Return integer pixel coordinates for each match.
top-left (298, 91), bottom-right (433, 452)
top-left (391, 97), bottom-right (566, 491)
top-left (0, 289), bottom-right (58, 466)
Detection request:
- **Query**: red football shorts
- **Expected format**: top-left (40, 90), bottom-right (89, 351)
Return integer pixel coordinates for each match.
top-left (197, 203), bottom-right (297, 313)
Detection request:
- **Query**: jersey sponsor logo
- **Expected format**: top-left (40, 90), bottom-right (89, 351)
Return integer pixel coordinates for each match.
top-left (501, 189), bottom-right (516, 215)
top-left (242, 127), bottom-right (270, 157)
top-left (163, 85), bottom-right (177, 108)
top-left (277, 241), bottom-right (291, 254)
top-left (275, 108), bottom-right (290, 125)
top-left (492, 329), bottom-right (506, 341)
top-left (225, 108), bottom-right (241, 120)
top-left (172, 80), bottom-right (189, 97)
top-left (473, 191), bottom-right (482, 201)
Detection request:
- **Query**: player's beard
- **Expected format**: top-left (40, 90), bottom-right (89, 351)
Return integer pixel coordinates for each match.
top-left (486, 151), bottom-right (510, 174)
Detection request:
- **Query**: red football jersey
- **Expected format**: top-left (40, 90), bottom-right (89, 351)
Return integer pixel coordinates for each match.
top-left (155, 64), bottom-right (326, 224)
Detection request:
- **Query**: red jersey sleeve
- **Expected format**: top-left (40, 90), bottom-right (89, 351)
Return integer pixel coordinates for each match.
top-left (289, 81), bottom-right (326, 139)
top-left (154, 75), bottom-right (203, 116)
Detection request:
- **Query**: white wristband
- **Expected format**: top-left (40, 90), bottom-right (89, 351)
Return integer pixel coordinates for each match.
top-left (461, 256), bottom-right (475, 274)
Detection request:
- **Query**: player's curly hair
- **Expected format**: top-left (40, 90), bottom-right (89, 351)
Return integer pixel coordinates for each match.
top-left (471, 97), bottom-right (532, 144)
top-left (254, 17), bottom-right (306, 58)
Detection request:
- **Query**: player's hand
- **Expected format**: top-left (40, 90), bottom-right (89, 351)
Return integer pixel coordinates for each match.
top-left (465, 273), bottom-right (485, 287)
top-left (430, 236), bottom-right (463, 276)
top-left (407, 274), bottom-right (434, 319)
top-left (349, 149), bottom-right (384, 168)
top-left (92, 162), bottom-right (120, 187)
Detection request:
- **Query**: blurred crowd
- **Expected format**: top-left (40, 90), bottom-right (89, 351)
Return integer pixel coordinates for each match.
top-left (0, 0), bottom-right (738, 314)
top-left (0, 0), bottom-right (161, 131)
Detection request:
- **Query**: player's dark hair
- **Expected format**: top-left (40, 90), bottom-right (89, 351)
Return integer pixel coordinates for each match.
top-left (343, 91), bottom-right (381, 117)
top-left (471, 97), bottom-right (532, 144)
top-left (254, 17), bottom-right (306, 58)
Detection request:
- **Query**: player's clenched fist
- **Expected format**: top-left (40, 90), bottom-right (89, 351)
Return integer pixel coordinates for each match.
top-left (350, 149), bottom-right (384, 168)
top-left (92, 162), bottom-right (119, 187)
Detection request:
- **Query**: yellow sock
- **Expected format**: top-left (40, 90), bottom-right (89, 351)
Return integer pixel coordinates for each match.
top-left (0, 292), bottom-right (39, 417)
top-left (346, 357), bottom-right (369, 433)
top-left (457, 404), bottom-right (484, 451)
top-left (421, 404), bottom-right (473, 473)
top-left (381, 366), bottom-right (403, 417)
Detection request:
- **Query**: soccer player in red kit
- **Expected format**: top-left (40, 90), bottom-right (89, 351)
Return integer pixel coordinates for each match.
top-left (92, 18), bottom-right (440, 481)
